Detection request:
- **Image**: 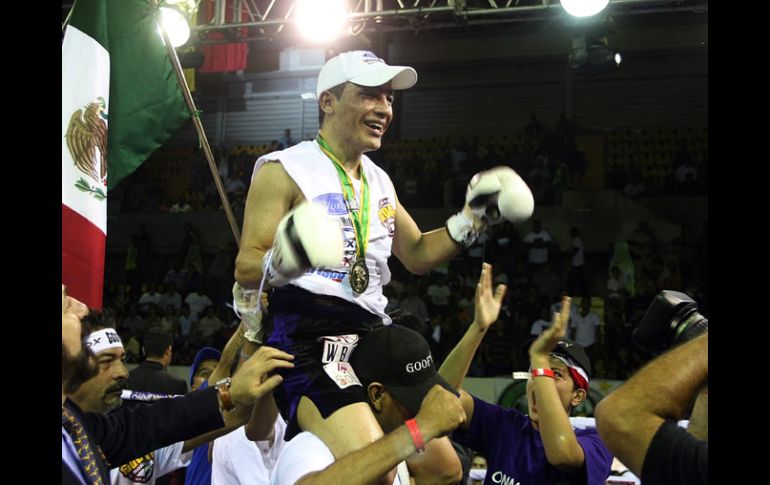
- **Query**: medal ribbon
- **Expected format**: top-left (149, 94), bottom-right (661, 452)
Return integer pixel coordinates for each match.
top-left (317, 134), bottom-right (370, 259)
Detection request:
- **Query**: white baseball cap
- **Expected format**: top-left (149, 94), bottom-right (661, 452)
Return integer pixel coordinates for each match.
top-left (316, 50), bottom-right (418, 98)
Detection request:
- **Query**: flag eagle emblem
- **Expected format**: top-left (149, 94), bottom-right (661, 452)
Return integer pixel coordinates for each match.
top-left (66, 96), bottom-right (108, 186)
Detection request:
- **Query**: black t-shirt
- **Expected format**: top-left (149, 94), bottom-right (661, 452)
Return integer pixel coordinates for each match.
top-left (642, 420), bottom-right (708, 485)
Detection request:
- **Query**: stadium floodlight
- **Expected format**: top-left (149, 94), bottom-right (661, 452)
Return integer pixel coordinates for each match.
top-left (561, 0), bottom-right (610, 18)
top-left (296, 0), bottom-right (349, 44)
top-left (158, 6), bottom-right (190, 47)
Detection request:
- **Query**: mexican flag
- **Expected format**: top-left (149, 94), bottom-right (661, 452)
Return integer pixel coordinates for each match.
top-left (62, 0), bottom-right (189, 309)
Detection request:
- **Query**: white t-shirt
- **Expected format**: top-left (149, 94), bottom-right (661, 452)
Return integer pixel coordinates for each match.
top-left (138, 292), bottom-right (163, 307)
top-left (530, 318), bottom-right (552, 336)
top-left (570, 312), bottom-right (601, 347)
top-left (269, 431), bottom-right (409, 485)
top-left (523, 230), bottom-right (551, 264)
top-left (110, 441), bottom-right (192, 485)
top-left (571, 237), bottom-right (584, 267)
top-left (211, 417), bottom-right (287, 485)
top-left (184, 292), bottom-right (213, 320)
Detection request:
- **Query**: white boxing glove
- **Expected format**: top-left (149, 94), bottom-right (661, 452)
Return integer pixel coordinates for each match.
top-left (263, 201), bottom-right (345, 287)
top-left (446, 166), bottom-right (534, 247)
top-left (468, 166), bottom-right (534, 225)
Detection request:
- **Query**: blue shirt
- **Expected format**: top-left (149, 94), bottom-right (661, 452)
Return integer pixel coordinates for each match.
top-left (452, 396), bottom-right (612, 485)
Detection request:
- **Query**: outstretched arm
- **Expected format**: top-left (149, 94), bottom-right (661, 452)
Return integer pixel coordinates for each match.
top-left (295, 386), bottom-right (466, 485)
top-left (439, 263), bottom-right (506, 429)
top-left (595, 332), bottom-right (708, 476)
top-left (244, 390), bottom-right (280, 444)
top-left (439, 263), bottom-right (506, 389)
top-left (686, 387), bottom-right (708, 441)
top-left (208, 322), bottom-right (246, 388)
top-left (527, 297), bottom-right (587, 471)
top-left (392, 195), bottom-right (463, 275)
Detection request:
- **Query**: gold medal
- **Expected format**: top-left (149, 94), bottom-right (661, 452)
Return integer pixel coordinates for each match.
top-left (350, 258), bottom-right (369, 294)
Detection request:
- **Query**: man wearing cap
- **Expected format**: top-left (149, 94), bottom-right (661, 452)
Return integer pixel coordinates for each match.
top-left (439, 264), bottom-right (612, 485)
top-left (270, 324), bottom-right (467, 485)
top-left (69, 315), bottom-right (194, 485)
top-left (234, 49), bottom-right (534, 483)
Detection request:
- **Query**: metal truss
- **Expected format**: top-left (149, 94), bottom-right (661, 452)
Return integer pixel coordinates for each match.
top-left (189, 0), bottom-right (707, 42)
top-left (61, 1), bottom-right (707, 44)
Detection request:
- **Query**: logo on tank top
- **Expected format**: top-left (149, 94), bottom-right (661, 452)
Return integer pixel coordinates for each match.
top-left (312, 193), bottom-right (356, 277)
top-left (314, 193), bottom-right (348, 216)
top-left (377, 197), bottom-right (395, 237)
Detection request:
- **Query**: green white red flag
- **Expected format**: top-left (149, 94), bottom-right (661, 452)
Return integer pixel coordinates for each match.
top-left (62, 0), bottom-right (189, 308)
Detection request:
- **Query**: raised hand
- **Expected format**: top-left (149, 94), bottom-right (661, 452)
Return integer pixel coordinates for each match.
top-left (529, 295), bottom-right (571, 365)
top-left (473, 262), bottom-right (507, 331)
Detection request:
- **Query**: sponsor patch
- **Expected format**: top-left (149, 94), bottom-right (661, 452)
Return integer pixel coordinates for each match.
top-left (319, 334), bottom-right (359, 363)
top-left (323, 362), bottom-right (362, 389)
top-left (314, 193), bottom-right (349, 216)
top-left (377, 197), bottom-right (396, 237)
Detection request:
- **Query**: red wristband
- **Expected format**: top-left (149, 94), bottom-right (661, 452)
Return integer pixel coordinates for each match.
top-left (531, 368), bottom-right (555, 379)
top-left (405, 418), bottom-right (425, 452)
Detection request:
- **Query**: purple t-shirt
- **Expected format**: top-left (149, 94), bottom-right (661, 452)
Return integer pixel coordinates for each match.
top-left (452, 396), bottom-right (612, 485)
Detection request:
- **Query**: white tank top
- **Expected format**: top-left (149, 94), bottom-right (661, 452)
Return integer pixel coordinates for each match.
top-left (253, 140), bottom-right (397, 322)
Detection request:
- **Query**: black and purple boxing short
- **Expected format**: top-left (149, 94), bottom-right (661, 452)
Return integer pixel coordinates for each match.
top-left (265, 285), bottom-right (384, 440)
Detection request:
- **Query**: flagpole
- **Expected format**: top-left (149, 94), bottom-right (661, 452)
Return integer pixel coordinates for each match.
top-left (150, 0), bottom-right (243, 247)
top-left (62, 1), bottom-right (76, 33)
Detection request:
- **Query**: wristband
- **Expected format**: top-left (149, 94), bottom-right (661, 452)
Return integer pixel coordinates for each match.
top-left (531, 368), bottom-right (555, 379)
top-left (446, 210), bottom-right (480, 248)
top-left (405, 418), bottom-right (425, 452)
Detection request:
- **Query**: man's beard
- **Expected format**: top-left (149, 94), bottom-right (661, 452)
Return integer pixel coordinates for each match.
top-left (62, 343), bottom-right (98, 395)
